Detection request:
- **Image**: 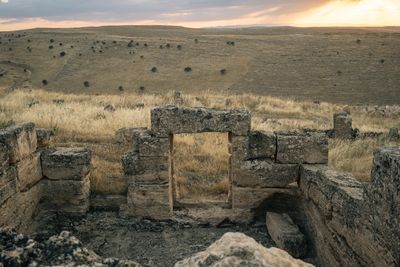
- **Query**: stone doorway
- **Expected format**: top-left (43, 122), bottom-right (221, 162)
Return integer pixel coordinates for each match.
top-left (170, 132), bottom-right (231, 210)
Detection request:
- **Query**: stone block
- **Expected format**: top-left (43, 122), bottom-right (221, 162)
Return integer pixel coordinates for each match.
top-left (266, 212), bottom-right (307, 258)
top-left (229, 135), bottom-right (249, 162)
top-left (127, 183), bottom-right (171, 220)
top-left (334, 112), bottom-right (352, 139)
top-left (36, 128), bottom-right (54, 148)
top-left (248, 131), bottom-right (276, 159)
top-left (0, 179), bottom-right (17, 205)
top-left (233, 159), bottom-right (298, 188)
top-left (151, 105), bottom-right (251, 136)
top-left (40, 176), bottom-right (90, 214)
top-left (232, 186), bottom-right (300, 209)
top-left (276, 132), bottom-right (328, 164)
top-left (114, 127), bottom-right (148, 144)
top-left (16, 152), bottom-right (42, 191)
top-left (0, 165), bottom-right (16, 187)
top-left (41, 147), bottom-right (91, 180)
top-left (122, 151), bottom-right (169, 179)
top-left (0, 143), bottom-right (9, 166)
top-left (132, 130), bottom-right (169, 157)
top-left (0, 123), bottom-right (37, 164)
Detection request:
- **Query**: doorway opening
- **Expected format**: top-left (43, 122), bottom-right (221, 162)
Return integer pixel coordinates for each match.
top-left (170, 132), bottom-right (231, 209)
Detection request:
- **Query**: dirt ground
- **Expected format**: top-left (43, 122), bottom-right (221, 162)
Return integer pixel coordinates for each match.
top-left (31, 211), bottom-right (274, 267)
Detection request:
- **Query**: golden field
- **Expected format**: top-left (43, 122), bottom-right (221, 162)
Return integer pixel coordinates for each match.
top-left (0, 88), bottom-right (398, 198)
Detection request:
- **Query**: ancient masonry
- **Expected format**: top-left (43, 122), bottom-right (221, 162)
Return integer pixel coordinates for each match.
top-left (1, 106), bottom-right (399, 267)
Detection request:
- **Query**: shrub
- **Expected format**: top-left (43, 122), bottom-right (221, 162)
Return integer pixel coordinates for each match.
top-left (59, 43), bottom-right (63, 46)
top-left (118, 86), bottom-right (124, 91)
top-left (42, 80), bottom-right (48, 85)
top-left (60, 51), bottom-right (66, 57)
top-left (177, 45), bottom-right (182, 50)
top-left (144, 43), bottom-right (148, 47)
top-left (380, 59), bottom-right (385, 64)
top-left (194, 39), bottom-right (198, 43)
top-left (139, 86), bottom-right (145, 91)
top-left (112, 40), bottom-right (117, 44)
top-left (50, 39), bottom-right (54, 43)
top-left (160, 45), bottom-right (163, 49)
top-left (166, 43), bottom-right (170, 48)
top-left (128, 41), bottom-right (134, 47)
top-left (70, 45), bottom-right (74, 48)
top-left (220, 69), bottom-right (226, 75)
top-left (8, 48), bottom-right (12, 51)
top-left (151, 67), bottom-right (157, 73)
top-left (140, 55), bottom-right (144, 59)
top-left (356, 39), bottom-right (361, 44)
top-left (49, 45), bottom-right (54, 49)
top-left (83, 81), bottom-right (90, 87)
top-left (184, 67), bottom-right (192, 73)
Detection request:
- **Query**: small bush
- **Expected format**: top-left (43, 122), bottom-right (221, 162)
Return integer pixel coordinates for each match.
top-left (50, 39), bottom-right (54, 43)
top-left (380, 59), bottom-right (385, 64)
top-left (42, 80), bottom-right (48, 85)
top-left (49, 45), bottom-right (54, 49)
top-left (144, 43), bottom-right (148, 47)
top-left (118, 86), bottom-right (124, 91)
top-left (84, 81), bottom-right (90, 87)
top-left (166, 43), bottom-right (170, 48)
top-left (220, 69), bottom-right (226, 75)
top-left (184, 67), bottom-right (192, 73)
top-left (151, 67), bottom-right (157, 73)
top-left (356, 39), bottom-right (361, 44)
top-left (60, 51), bottom-right (66, 57)
top-left (59, 43), bottom-right (63, 46)
top-left (177, 45), bottom-right (182, 50)
top-left (139, 86), bottom-right (145, 91)
top-left (160, 45), bottom-right (163, 49)
top-left (194, 39), bottom-right (198, 43)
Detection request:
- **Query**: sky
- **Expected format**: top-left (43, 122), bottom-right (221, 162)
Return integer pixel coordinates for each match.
top-left (0, 0), bottom-right (399, 31)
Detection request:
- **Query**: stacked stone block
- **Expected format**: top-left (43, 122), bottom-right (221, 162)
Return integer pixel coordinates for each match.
top-left (231, 131), bottom-right (328, 211)
top-left (41, 147), bottom-right (91, 215)
top-left (299, 147), bottom-right (400, 267)
top-left (122, 128), bottom-right (171, 219)
top-left (0, 123), bottom-right (42, 232)
top-left (333, 111), bottom-right (353, 139)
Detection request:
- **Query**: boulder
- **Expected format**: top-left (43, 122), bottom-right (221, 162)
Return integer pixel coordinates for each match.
top-left (16, 152), bottom-right (42, 191)
top-left (36, 128), bottom-right (54, 148)
top-left (174, 232), bottom-right (313, 267)
top-left (266, 212), bottom-right (307, 258)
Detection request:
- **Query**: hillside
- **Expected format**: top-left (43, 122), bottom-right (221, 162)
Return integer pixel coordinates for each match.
top-left (0, 26), bottom-right (399, 104)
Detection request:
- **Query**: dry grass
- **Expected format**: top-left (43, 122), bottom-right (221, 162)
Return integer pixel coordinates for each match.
top-left (0, 88), bottom-right (399, 195)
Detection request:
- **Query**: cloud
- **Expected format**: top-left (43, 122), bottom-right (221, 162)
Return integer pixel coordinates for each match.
top-left (1, 0), bottom-right (9, 3)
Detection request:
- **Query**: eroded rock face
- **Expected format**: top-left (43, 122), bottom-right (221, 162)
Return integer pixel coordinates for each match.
top-left (0, 228), bottom-right (141, 267)
top-left (174, 232), bottom-right (313, 267)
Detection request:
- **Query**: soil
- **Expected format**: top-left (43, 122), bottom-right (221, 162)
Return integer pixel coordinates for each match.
top-left (31, 211), bottom-right (273, 267)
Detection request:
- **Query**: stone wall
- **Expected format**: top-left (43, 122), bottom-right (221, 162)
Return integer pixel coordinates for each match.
top-left (0, 123), bottom-right (92, 233)
top-left (299, 147), bottom-right (400, 267)
top-left (122, 106), bottom-right (329, 222)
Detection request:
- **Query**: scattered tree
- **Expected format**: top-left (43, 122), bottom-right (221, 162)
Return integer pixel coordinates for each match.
top-left (139, 86), bottom-right (145, 92)
top-left (118, 86), bottom-right (124, 91)
top-left (60, 51), bottom-right (66, 57)
top-left (184, 67), bottom-right (192, 73)
top-left (42, 80), bottom-right (48, 85)
top-left (50, 39), bottom-right (54, 43)
top-left (83, 81), bottom-right (90, 87)
top-left (220, 69), bottom-right (226, 75)
top-left (49, 45), bottom-right (54, 49)
top-left (151, 67), bottom-right (158, 73)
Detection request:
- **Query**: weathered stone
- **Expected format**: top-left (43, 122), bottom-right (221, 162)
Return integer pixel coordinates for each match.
top-left (40, 176), bottom-right (90, 214)
top-left (127, 183), bottom-right (171, 220)
top-left (388, 127), bottom-right (399, 140)
top-left (36, 128), bottom-right (54, 148)
top-left (233, 159), bottom-right (298, 188)
top-left (266, 212), bottom-right (307, 258)
top-left (0, 183), bottom-right (41, 232)
top-left (175, 232), bottom-right (313, 267)
top-left (151, 106), bottom-right (251, 136)
top-left (0, 123), bottom-right (37, 163)
top-left (365, 147), bottom-right (400, 265)
top-left (229, 135), bottom-right (249, 162)
top-left (276, 132), bottom-right (328, 164)
top-left (248, 131), bottom-right (276, 159)
top-left (232, 186), bottom-right (300, 209)
top-left (114, 127), bottom-right (148, 144)
top-left (0, 165), bottom-right (16, 188)
top-left (132, 130), bottom-right (169, 157)
top-left (16, 152), bottom-right (42, 192)
top-left (41, 148), bottom-right (91, 180)
top-left (0, 143), bottom-right (9, 166)
top-left (333, 112), bottom-right (352, 139)
top-left (0, 179), bottom-right (17, 205)
top-left (122, 151), bottom-right (169, 181)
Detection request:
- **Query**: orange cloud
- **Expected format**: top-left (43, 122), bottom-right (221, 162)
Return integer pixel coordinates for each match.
top-left (293, 0), bottom-right (400, 26)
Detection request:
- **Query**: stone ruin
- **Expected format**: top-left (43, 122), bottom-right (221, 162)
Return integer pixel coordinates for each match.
top-left (0, 106), bottom-right (399, 267)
